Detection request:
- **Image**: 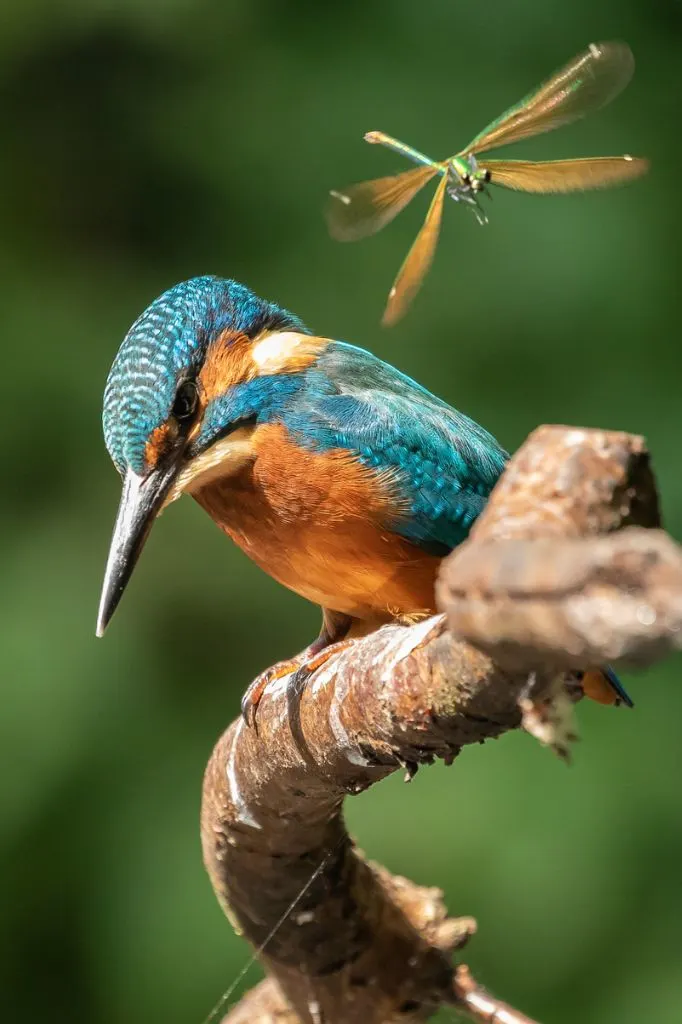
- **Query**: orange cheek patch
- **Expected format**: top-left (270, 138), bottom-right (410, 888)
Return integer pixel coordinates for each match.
top-left (199, 331), bottom-right (255, 405)
top-left (144, 423), bottom-right (171, 470)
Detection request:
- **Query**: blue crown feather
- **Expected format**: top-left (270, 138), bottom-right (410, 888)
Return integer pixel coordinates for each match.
top-left (103, 276), bottom-right (305, 475)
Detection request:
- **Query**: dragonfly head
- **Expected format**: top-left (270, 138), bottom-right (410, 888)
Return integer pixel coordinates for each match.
top-left (470, 167), bottom-right (491, 193)
top-left (451, 155), bottom-right (490, 193)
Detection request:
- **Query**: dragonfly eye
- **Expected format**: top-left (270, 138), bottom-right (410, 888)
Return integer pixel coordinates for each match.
top-left (482, 169), bottom-right (491, 183)
top-left (460, 171), bottom-right (471, 186)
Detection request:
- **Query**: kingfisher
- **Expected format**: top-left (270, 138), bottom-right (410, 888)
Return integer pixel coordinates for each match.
top-left (97, 276), bottom-right (632, 720)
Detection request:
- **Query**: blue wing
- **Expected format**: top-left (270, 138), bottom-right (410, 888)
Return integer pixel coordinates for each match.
top-left (282, 341), bottom-right (509, 554)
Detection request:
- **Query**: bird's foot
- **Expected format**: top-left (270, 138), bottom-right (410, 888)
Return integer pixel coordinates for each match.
top-left (285, 639), bottom-right (355, 710)
top-left (241, 640), bottom-right (355, 732)
top-left (241, 657), bottom-right (305, 730)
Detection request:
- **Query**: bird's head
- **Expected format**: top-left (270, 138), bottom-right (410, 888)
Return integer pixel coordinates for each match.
top-left (97, 275), bottom-right (324, 636)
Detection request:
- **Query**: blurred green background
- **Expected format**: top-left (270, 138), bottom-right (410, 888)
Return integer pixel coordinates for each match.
top-left (1, 1), bottom-right (681, 1022)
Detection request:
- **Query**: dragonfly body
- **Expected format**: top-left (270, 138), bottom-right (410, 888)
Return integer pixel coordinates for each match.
top-left (328, 42), bottom-right (649, 325)
top-left (368, 134), bottom-right (493, 222)
top-left (445, 157), bottom-right (491, 223)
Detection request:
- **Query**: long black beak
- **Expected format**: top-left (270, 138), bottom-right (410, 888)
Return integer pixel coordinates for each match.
top-left (96, 463), bottom-right (179, 637)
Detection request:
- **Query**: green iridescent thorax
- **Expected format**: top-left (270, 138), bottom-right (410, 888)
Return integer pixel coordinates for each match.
top-left (449, 155), bottom-right (490, 191)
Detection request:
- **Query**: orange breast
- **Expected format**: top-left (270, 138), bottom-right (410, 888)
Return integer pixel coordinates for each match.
top-left (192, 423), bottom-right (440, 621)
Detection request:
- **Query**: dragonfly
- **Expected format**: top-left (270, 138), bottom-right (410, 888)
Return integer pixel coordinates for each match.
top-left (327, 41), bottom-right (649, 327)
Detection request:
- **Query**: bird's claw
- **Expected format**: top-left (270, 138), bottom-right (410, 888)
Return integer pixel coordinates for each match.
top-left (287, 663), bottom-right (315, 707)
top-left (240, 658), bottom-right (303, 731)
top-left (240, 676), bottom-right (265, 730)
top-left (240, 638), bottom-right (356, 732)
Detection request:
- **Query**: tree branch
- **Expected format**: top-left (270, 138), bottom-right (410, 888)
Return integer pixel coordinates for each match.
top-left (200, 425), bottom-right (674, 1024)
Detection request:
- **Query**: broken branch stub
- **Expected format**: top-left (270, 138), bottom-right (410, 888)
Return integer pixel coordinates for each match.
top-left (466, 424), bottom-right (661, 542)
top-left (437, 529), bottom-right (682, 671)
top-left (437, 425), bottom-right (667, 670)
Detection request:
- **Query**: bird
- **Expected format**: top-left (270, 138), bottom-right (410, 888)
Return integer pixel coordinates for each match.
top-left (97, 275), bottom-right (632, 721)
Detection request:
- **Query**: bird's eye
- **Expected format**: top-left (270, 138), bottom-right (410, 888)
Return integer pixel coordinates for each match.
top-left (172, 380), bottom-right (198, 422)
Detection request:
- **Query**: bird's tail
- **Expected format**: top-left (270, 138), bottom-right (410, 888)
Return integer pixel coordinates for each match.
top-left (581, 666), bottom-right (634, 708)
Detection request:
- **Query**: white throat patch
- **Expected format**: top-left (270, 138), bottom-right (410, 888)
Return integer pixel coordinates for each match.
top-left (164, 425), bottom-right (257, 506)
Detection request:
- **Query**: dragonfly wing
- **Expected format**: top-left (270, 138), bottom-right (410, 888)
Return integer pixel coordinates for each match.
top-left (485, 156), bottom-right (649, 192)
top-left (326, 165), bottom-right (438, 242)
top-left (463, 41), bottom-right (634, 156)
top-left (382, 173), bottom-right (448, 327)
